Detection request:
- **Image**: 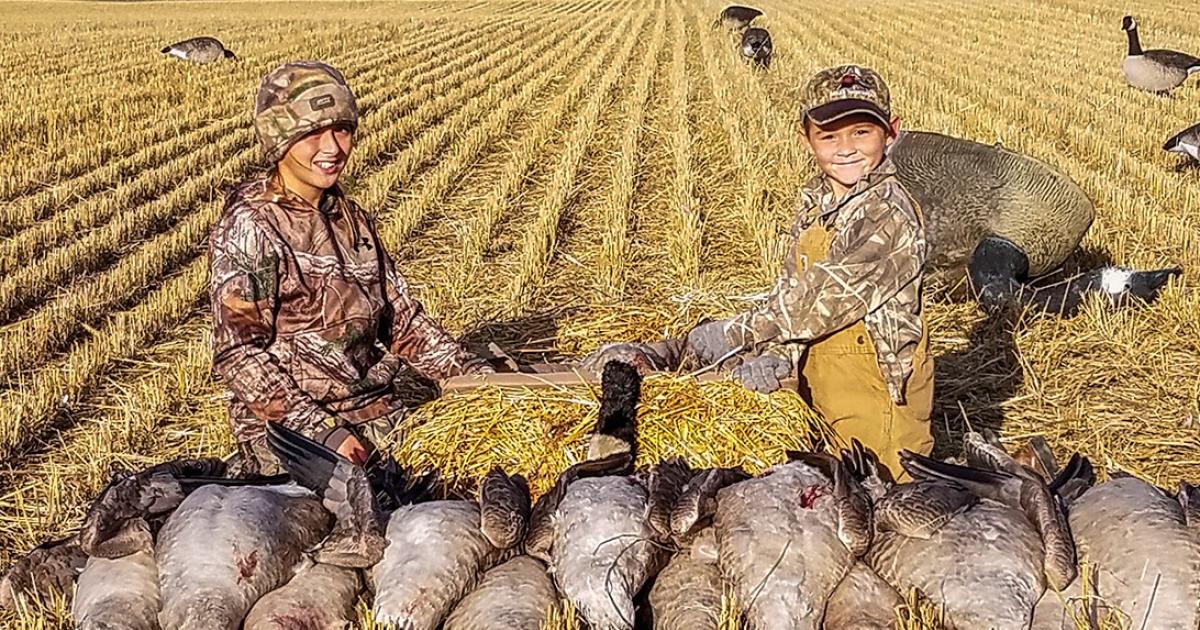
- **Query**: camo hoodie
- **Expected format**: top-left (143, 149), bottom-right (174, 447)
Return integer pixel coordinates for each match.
top-left (209, 174), bottom-right (487, 442)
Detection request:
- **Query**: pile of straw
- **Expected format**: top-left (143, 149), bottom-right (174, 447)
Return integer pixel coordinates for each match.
top-left (391, 374), bottom-right (836, 497)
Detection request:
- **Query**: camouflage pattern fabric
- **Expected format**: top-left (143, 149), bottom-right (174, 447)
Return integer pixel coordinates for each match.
top-left (208, 175), bottom-right (490, 444)
top-left (728, 156), bottom-right (927, 403)
top-left (800, 64), bottom-right (892, 127)
top-left (254, 60), bottom-right (358, 163)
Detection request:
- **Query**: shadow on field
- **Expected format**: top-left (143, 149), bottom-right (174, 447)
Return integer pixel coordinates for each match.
top-left (930, 310), bottom-right (1023, 460)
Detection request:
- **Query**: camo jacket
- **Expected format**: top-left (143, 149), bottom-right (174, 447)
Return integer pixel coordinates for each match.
top-left (730, 156), bottom-right (927, 402)
top-left (209, 175), bottom-right (488, 443)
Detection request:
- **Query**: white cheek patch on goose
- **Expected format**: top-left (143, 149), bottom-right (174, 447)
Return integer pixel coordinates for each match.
top-left (1101, 267), bottom-right (1133, 295)
top-left (1181, 141), bottom-right (1200, 161)
top-left (168, 48), bottom-right (187, 60)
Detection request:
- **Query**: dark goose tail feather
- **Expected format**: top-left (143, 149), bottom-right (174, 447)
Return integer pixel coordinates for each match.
top-left (265, 421), bottom-right (342, 499)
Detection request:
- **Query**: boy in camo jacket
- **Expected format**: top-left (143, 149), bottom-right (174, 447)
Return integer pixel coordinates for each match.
top-left (589, 65), bottom-right (934, 475)
top-left (209, 61), bottom-right (493, 474)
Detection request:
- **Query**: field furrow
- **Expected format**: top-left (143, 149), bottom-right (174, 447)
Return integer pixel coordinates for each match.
top-left (663, 2), bottom-right (702, 291)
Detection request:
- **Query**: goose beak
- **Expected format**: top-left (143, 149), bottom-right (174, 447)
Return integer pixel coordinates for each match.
top-left (1124, 267), bottom-right (1183, 301)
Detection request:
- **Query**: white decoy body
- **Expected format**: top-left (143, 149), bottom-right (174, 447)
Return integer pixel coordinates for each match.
top-left (72, 549), bottom-right (161, 630)
top-left (155, 484), bottom-right (332, 630)
top-left (442, 555), bottom-right (559, 630)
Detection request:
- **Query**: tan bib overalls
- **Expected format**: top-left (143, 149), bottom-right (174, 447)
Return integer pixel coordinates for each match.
top-left (793, 217), bottom-right (935, 477)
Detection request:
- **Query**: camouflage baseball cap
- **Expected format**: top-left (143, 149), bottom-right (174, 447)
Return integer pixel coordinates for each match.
top-left (254, 60), bottom-right (358, 163)
top-left (800, 64), bottom-right (892, 128)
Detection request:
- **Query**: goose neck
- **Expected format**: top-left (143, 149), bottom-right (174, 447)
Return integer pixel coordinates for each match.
top-left (1126, 25), bottom-right (1142, 56)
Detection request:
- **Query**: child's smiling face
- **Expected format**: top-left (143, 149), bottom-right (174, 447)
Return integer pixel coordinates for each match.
top-left (804, 113), bottom-right (900, 195)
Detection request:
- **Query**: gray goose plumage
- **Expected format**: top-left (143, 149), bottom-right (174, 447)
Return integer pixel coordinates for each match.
top-left (1164, 122), bottom-right (1200, 164)
top-left (1121, 16), bottom-right (1200, 93)
top-left (666, 447), bottom-right (871, 630)
top-left (243, 556), bottom-right (361, 630)
top-left (823, 562), bottom-right (904, 630)
top-left (856, 434), bottom-right (1076, 630)
top-left (1031, 454), bottom-right (1200, 629)
top-left (72, 549), bottom-right (160, 630)
top-left (524, 361), bottom-right (671, 630)
top-left (264, 421), bottom-right (532, 630)
top-left (441, 555), bottom-right (559, 630)
top-left (160, 36), bottom-right (236, 63)
top-left (889, 130), bottom-right (1181, 315)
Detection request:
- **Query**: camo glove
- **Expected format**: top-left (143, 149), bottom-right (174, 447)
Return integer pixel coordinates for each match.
top-left (686, 318), bottom-right (751, 365)
top-left (731, 354), bottom-right (792, 393)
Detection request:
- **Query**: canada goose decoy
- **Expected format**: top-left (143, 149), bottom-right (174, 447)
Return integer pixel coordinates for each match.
top-left (889, 130), bottom-right (1182, 315)
top-left (712, 5), bottom-right (762, 31)
top-left (160, 36), bottom-right (237, 63)
top-left (1164, 122), bottom-right (1200, 164)
top-left (739, 27), bottom-right (773, 69)
top-left (71, 550), bottom-right (160, 630)
top-left (266, 420), bottom-right (532, 630)
top-left (1121, 16), bottom-right (1200, 93)
top-left (860, 433), bottom-right (1076, 630)
top-left (243, 556), bottom-right (361, 630)
top-left (823, 562), bottom-right (905, 630)
top-left (154, 482), bottom-right (333, 629)
top-left (524, 361), bottom-right (673, 630)
top-left (1032, 454), bottom-right (1200, 630)
top-left (442, 555), bottom-right (559, 630)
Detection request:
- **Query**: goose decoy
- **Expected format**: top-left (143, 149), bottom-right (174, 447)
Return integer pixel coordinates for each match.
top-left (1164, 122), bottom-right (1200, 164)
top-left (265, 421), bottom-right (532, 630)
top-left (1121, 16), bottom-right (1200, 93)
top-left (859, 433), bottom-right (1076, 630)
top-left (243, 556), bottom-right (361, 630)
top-left (739, 27), bottom-right (773, 69)
top-left (712, 5), bottom-right (762, 31)
top-left (1032, 454), bottom-right (1200, 630)
top-left (524, 361), bottom-right (673, 630)
top-left (888, 130), bottom-right (1182, 315)
top-left (161, 36), bottom-right (237, 63)
top-left (154, 482), bottom-right (333, 629)
top-left (71, 549), bottom-right (160, 630)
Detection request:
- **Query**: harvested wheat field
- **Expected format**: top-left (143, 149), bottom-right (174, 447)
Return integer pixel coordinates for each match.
top-left (1, 0), bottom-right (1198, 627)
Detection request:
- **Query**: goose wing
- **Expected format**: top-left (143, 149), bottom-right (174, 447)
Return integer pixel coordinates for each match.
top-left (645, 457), bottom-right (695, 540)
top-left (1145, 49), bottom-right (1200, 71)
top-left (479, 467), bottom-right (531, 549)
top-left (875, 479), bottom-right (977, 539)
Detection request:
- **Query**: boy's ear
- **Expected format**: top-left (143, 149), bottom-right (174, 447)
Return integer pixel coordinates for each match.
top-left (886, 116), bottom-right (902, 141)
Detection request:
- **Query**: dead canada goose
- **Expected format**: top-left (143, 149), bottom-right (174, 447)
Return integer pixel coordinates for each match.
top-left (1121, 16), bottom-right (1200, 93)
top-left (155, 483), bottom-right (332, 630)
top-left (712, 5), bottom-right (762, 31)
top-left (243, 556), bottom-right (361, 630)
top-left (72, 550), bottom-right (160, 630)
top-left (665, 446), bottom-right (871, 629)
top-left (823, 562), bottom-right (905, 630)
top-left (524, 361), bottom-right (673, 630)
top-left (265, 421), bottom-right (532, 630)
top-left (1032, 454), bottom-right (1200, 630)
top-left (861, 433), bottom-right (1076, 630)
top-left (645, 524), bottom-right (723, 630)
top-left (889, 130), bottom-right (1182, 315)
top-left (739, 27), bottom-right (772, 69)
top-left (1164, 122), bottom-right (1200, 164)
top-left (442, 555), bottom-right (559, 630)
top-left (0, 536), bottom-right (86, 612)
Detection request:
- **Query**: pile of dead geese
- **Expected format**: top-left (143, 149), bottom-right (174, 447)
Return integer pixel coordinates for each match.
top-left (2, 361), bottom-right (1198, 629)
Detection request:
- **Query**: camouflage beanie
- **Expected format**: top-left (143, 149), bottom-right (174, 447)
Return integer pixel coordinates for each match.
top-left (254, 60), bottom-right (358, 163)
